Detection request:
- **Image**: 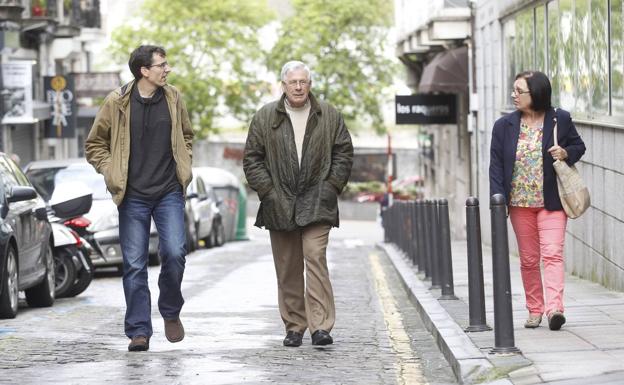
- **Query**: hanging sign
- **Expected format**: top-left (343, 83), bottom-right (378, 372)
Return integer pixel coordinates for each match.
top-left (2, 61), bottom-right (34, 124)
top-left (395, 94), bottom-right (457, 125)
top-left (44, 75), bottom-right (77, 138)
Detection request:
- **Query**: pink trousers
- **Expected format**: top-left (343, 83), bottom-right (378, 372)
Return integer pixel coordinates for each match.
top-left (509, 207), bottom-right (567, 316)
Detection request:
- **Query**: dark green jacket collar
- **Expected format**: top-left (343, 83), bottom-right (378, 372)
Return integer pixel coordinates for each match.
top-left (273, 92), bottom-right (321, 129)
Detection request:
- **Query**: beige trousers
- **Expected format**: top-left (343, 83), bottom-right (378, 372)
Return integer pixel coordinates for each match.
top-left (269, 223), bottom-right (335, 334)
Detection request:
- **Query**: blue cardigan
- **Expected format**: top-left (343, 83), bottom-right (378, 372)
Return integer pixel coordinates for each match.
top-left (489, 108), bottom-right (586, 211)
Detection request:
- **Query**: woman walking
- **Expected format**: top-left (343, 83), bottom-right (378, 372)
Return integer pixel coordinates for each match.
top-left (489, 71), bottom-right (586, 330)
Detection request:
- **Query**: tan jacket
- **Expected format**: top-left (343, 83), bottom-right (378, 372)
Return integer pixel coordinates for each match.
top-left (85, 80), bottom-right (194, 205)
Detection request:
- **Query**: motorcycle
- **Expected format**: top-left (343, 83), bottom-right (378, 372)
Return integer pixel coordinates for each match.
top-left (49, 183), bottom-right (94, 298)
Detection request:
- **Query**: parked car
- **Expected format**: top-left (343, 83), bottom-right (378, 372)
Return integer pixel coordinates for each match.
top-left (184, 172), bottom-right (224, 251)
top-left (0, 153), bottom-right (55, 319)
top-left (24, 159), bottom-right (160, 272)
top-left (193, 167), bottom-right (240, 242)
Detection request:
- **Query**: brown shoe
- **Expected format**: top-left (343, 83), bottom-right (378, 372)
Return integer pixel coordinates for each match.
top-left (164, 318), bottom-right (185, 343)
top-left (128, 335), bottom-right (150, 352)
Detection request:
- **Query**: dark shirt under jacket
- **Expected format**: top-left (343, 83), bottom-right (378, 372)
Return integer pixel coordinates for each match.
top-left (126, 85), bottom-right (181, 200)
top-left (489, 108), bottom-right (586, 211)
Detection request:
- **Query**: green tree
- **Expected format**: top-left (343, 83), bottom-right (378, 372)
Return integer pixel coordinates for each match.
top-left (270, 0), bottom-right (397, 133)
top-left (110, 0), bottom-right (275, 138)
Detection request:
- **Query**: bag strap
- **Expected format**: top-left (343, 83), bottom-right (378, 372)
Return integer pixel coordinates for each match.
top-left (553, 107), bottom-right (558, 147)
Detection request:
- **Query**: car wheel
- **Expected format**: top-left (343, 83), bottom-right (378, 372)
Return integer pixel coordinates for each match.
top-left (215, 220), bottom-right (225, 247)
top-left (25, 243), bottom-right (56, 307)
top-left (51, 246), bottom-right (76, 298)
top-left (0, 247), bottom-right (19, 319)
top-left (185, 216), bottom-right (196, 253)
top-left (204, 225), bottom-right (214, 248)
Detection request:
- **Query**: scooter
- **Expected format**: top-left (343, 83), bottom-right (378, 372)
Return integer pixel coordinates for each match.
top-left (49, 182), bottom-right (94, 298)
top-left (50, 222), bottom-right (93, 297)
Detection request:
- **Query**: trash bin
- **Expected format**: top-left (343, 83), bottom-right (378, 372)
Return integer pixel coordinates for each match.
top-left (193, 167), bottom-right (240, 242)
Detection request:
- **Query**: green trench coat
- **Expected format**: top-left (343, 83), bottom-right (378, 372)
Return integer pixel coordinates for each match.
top-left (243, 93), bottom-right (353, 231)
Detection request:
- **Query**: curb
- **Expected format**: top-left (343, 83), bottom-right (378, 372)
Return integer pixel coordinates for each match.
top-left (378, 242), bottom-right (513, 385)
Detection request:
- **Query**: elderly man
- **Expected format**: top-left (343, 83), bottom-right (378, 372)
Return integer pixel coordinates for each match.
top-left (243, 61), bottom-right (353, 347)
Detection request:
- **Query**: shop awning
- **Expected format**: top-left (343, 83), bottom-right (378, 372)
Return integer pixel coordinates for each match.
top-left (418, 46), bottom-right (468, 93)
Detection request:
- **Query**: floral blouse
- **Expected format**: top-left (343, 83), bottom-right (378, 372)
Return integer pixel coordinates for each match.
top-left (509, 121), bottom-right (544, 207)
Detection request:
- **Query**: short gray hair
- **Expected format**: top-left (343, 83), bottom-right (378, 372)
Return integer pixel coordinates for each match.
top-left (280, 61), bottom-right (312, 82)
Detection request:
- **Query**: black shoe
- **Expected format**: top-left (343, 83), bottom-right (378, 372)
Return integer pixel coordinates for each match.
top-left (283, 331), bottom-right (303, 347)
top-left (548, 311), bottom-right (566, 331)
top-left (128, 335), bottom-right (150, 352)
top-left (311, 330), bottom-right (333, 346)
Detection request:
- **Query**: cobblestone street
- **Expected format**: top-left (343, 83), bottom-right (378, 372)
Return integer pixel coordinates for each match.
top-left (0, 220), bottom-right (455, 385)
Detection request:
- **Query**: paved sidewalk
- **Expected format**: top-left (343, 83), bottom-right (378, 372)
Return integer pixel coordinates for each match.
top-left (380, 239), bottom-right (624, 385)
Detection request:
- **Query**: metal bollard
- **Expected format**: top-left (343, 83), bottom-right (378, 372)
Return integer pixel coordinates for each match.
top-left (396, 201), bottom-right (402, 249)
top-left (405, 201), bottom-right (413, 262)
top-left (382, 207), bottom-right (389, 242)
top-left (385, 204), bottom-right (390, 242)
top-left (409, 201), bottom-right (417, 265)
top-left (422, 199), bottom-right (433, 279)
top-left (438, 199), bottom-right (457, 300)
top-left (401, 201), bottom-right (408, 253)
top-left (428, 199), bottom-right (441, 289)
top-left (390, 203), bottom-right (397, 244)
top-left (464, 197), bottom-right (491, 332)
top-left (490, 194), bottom-right (521, 354)
top-left (415, 200), bottom-right (426, 273)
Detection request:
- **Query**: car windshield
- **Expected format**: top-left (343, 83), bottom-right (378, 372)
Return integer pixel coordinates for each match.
top-left (26, 164), bottom-right (111, 201)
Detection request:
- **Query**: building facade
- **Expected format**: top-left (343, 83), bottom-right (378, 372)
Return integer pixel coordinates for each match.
top-left (474, 0), bottom-right (624, 290)
top-left (0, 0), bottom-right (107, 165)
top-left (394, 0), bottom-right (472, 237)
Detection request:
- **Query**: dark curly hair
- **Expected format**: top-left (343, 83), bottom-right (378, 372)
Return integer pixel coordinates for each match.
top-left (128, 45), bottom-right (166, 80)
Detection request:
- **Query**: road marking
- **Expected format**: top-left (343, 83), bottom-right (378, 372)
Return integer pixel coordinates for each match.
top-left (369, 253), bottom-right (428, 385)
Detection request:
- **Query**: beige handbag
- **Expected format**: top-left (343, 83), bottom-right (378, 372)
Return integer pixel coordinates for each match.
top-left (552, 114), bottom-right (590, 219)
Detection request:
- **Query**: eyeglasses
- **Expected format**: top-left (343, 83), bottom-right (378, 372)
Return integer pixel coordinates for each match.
top-left (284, 80), bottom-right (310, 88)
top-left (511, 88), bottom-right (530, 96)
top-left (148, 61), bottom-right (170, 70)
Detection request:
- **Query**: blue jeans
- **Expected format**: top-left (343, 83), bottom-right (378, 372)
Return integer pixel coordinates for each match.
top-left (118, 189), bottom-right (186, 339)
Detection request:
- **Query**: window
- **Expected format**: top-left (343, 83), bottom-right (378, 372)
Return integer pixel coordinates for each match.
top-left (502, 0), bottom-right (619, 122)
top-left (590, 0), bottom-right (609, 115)
top-left (0, 156), bottom-right (18, 190)
top-left (536, 6), bottom-right (547, 72)
top-left (503, 19), bottom-right (517, 107)
top-left (548, 0), bottom-right (561, 106)
top-left (612, 0), bottom-right (624, 116)
top-left (196, 178), bottom-right (206, 195)
top-left (516, 9), bottom-right (535, 74)
top-left (7, 157), bottom-right (31, 186)
top-left (559, 0), bottom-right (575, 111)
top-left (575, 0), bottom-right (591, 115)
